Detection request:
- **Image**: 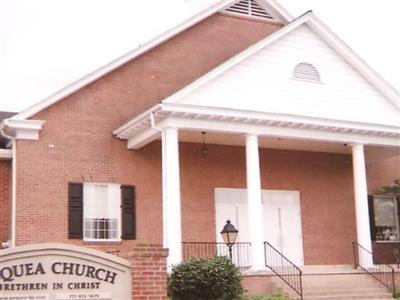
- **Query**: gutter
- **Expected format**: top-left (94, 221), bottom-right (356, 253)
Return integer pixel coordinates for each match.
top-left (0, 119), bottom-right (17, 248)
top-left (113, 104), bottom-right (162, 136)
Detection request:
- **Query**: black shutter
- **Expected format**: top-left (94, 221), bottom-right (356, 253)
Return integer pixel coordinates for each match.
top-left (368, 195), bottom-right (376, 241)
top-left (121, 185), bottom-right (136, 240)
top-left (68, 183), bottom-right (83, 239)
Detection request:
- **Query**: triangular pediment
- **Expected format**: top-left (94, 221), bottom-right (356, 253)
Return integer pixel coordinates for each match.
top-left (164, 14), bottom-right (399, 128)
top-left (223, 0), bottom-right (279, 22)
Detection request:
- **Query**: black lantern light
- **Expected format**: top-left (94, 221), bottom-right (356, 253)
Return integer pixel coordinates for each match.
top-left (220, 220), bottom-right (238, 261)
top-left (201, 131), bottom-right (208, 156)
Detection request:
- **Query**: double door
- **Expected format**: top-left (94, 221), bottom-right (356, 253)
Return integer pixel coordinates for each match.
top-left (215, 188), bottom-right (304, 266)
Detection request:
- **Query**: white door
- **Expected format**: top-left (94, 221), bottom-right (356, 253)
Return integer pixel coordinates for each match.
top-left (215, 188), bottom-right (304, 267)
top-left (263, 191), bottom-right (304, 266)
top-left (215, 188), bottom-right (251, 266)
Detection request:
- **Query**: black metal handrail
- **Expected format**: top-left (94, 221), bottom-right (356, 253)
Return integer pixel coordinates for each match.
top-left (394, 245), bottom-right (400, 269)
top-left (264, 241), bottom-right (303, 299)
top-left (352, 241), bottom-right (396, 297)
top-left (182, 241), bottom-right (252, 268)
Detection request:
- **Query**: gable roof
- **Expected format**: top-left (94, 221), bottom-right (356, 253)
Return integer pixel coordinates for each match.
top-left (10, 0), bottom-right (292, 121)
top-left (163, 11), bottom-right (400, 110)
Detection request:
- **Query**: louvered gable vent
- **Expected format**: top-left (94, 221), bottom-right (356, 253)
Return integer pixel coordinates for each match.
top-left (293, 62), bottom-right (321, 82)
top-left (224, 0), bottom-right (275, 21)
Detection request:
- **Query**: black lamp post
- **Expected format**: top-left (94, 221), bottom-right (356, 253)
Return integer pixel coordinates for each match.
top-left (220, 220), bottom-right (238, 262)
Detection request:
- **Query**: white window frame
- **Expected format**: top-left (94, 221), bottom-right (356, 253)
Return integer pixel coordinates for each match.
top-left (373, 195), bottom-right (399, 243)
top-left (83, 182), bottom-right (121, 242)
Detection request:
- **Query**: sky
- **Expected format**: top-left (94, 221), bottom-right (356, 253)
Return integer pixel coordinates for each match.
top-left (0, 0), bottom-right (399, 113)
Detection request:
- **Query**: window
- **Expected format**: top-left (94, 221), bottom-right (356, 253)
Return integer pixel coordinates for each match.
top-left (83, 183), bottom-right (120, 241)
top-left (292, 62), bottom-right (321, 82)
top-left (68, 182), bottom-right (136, 241)
top-left (372, 195), bottom-right (399, 242)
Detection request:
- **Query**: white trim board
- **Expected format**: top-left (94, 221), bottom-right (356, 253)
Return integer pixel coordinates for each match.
top-left (0, 149), bottom-right (12, 160)
top-left (0, 119), bottom-right (46, 140)
top-left (114, 103), bottom-right (400, 149)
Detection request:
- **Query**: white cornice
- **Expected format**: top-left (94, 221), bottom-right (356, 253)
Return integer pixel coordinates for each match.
top-left (306, 14), bottom-right (400, 109)
top-left (114, 103), bottom-right (400, 149)
top-left (113, 104), bottom-right (162, 136)
top-left (0, 149), bottom-right (12, 160)
top-left (257, 0), bottom-right (294, 23)
top-left (1, 119), bottom-right (45, 140)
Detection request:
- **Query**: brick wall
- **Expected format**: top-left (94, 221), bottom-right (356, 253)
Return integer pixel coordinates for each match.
top-left (180, 143), bottom-right (356, 265)
top-left (241, 275), bottom-right (277, 295)
top-left (367, 154), bottom-right (400, 194)
top-left (12, 13), bottom-right (360, 266)
top-left (15, 132), bottom-right (357, 265)
top-left (0, 160), bottom-right (10, 244)
top-left (14, 14), bottom-right (281, 248)
top-left (121, 244), bottom-right (168, 300)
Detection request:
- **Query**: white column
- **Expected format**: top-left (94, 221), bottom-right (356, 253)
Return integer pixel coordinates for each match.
top-left (352, 143), bottom-right (373, 266)
top-left (162, 127), bottom-right (182, 268)
top-left (245, 134), bottom-right (265, 270)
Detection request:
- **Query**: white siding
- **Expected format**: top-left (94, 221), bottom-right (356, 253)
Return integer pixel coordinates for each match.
top-left (168, 24), bottom-right (399, 127)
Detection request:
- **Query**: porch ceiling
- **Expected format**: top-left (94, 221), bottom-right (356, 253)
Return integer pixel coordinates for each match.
top-left (180, 130), bottom-right (345, 152)
top-left (148, 130), bottom-right (397, 164)
top-left (179, 130), bottom-right (399, 158)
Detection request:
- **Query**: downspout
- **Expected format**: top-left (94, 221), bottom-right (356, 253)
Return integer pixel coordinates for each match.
top-left (0, 120), bottom-right (17, 248)
top-left (150, 112), bottom-right (162, 133)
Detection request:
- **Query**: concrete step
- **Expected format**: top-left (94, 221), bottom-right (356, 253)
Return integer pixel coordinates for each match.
top-left (290, 291), bottom-right (392, 300)
top-left (303, 287), bottom-right (389, 296)
top-left (302, 284), bottom-right (386, 290)
top-left (302, 283), bottom-right (382, 289)
top-left (302, 274), bottom-right (377, 281)
top-left (271, 273), bottom-right (394, 300)
top-left (300, 295), bottom-right (393, 300)
top-left (303, 292), bottom-right (393, 298)
top-left (302, 281), bottom-right (386, 289)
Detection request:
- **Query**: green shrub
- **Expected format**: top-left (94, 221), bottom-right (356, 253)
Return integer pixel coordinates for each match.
top-left (168, 256), bottom-right (243, 300)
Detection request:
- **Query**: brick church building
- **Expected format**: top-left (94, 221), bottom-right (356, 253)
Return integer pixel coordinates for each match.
top-left (1, 1), bottom-right (399, 298)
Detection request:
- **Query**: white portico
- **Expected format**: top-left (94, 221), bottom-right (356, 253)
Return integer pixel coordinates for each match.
top-left (114, 11), bottom-right (400, 269)
top-left (114, 102), bottom-right (399, 269)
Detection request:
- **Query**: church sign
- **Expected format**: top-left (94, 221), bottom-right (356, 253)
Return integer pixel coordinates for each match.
top-left (0, 244), bottom-right (132, 300)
